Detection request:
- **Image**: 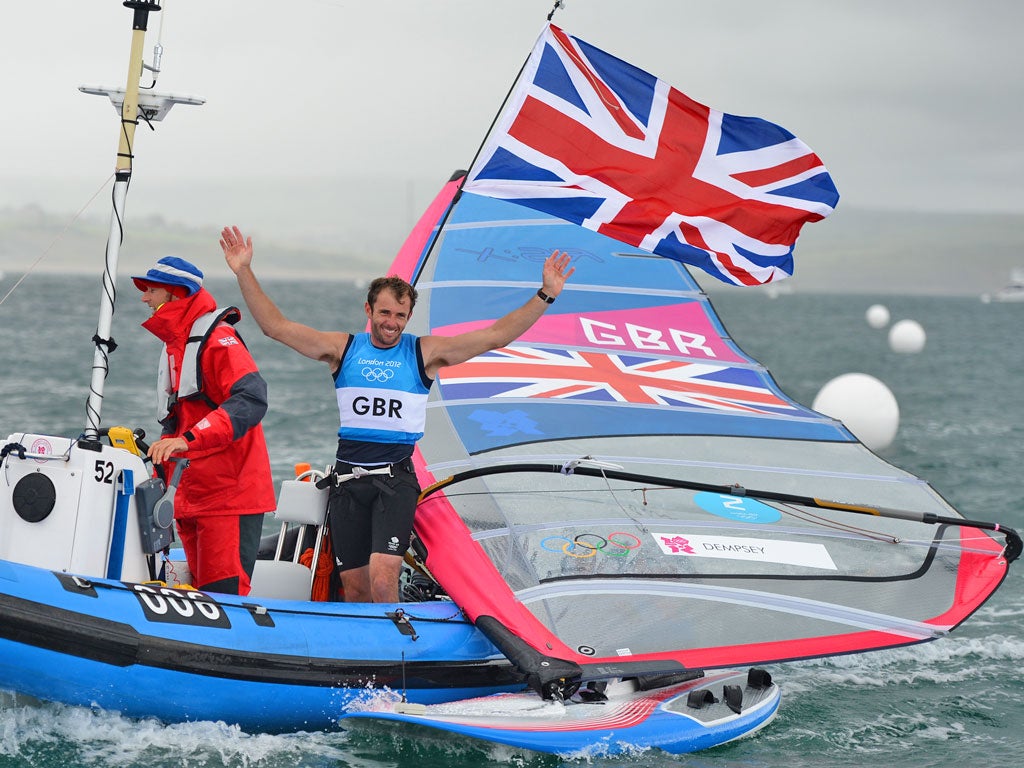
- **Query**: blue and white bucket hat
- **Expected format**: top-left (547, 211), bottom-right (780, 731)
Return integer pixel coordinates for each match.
top-left (131, 256), bottom-right (204, 296)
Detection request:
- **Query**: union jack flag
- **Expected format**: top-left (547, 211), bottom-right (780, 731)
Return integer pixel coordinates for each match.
top-left (464, 25), bottom-right (839, 286)
top-left (439, 346), bottom-right (797, 416)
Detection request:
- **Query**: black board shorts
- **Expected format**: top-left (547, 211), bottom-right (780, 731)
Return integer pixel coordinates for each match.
top-left (326, 462), bottom-right (419, 572)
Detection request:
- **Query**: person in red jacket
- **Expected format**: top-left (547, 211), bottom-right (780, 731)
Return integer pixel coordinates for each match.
top-left (133, 256), bottom-right (275, 596)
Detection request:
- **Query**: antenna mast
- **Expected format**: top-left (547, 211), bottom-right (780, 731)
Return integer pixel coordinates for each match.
top-left (80, 0), bottom-right (202, 443)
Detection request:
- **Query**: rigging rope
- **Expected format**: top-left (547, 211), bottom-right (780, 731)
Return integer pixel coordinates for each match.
top-left (0, 174), bottom-right (115, 308)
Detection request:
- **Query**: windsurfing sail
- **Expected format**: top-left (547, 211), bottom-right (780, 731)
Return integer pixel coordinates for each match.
top-left (391, 178), bottom-right (1016, 683)
top-left (386, 24), bottom-right (1016, 686)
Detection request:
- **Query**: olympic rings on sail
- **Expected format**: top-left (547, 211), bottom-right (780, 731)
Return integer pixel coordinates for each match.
top-left (540, 531), bottom-right (641, 558)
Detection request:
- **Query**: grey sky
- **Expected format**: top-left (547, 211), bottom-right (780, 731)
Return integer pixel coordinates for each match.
top-left (1, 0), bottom-right (1022, 259)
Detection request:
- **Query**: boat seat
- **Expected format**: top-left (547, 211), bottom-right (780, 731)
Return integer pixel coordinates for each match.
top-left (273, 479), bottom-right (330, 529)
top-left (249, 559), bottom-right (319, 601)
top-left (249, 478), bottom-right (330, 602)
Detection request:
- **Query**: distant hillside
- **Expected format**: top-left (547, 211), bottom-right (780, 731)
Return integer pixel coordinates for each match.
top-left (772, 207), bottom-right (1024, 296)
top-left (0, 205), bottom-right (384, 282)
top-left (2, 201), bottom-right (1021, 295)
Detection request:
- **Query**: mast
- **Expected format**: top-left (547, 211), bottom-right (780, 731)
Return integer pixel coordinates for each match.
top-left (83, 0), bottom-right (161, 442)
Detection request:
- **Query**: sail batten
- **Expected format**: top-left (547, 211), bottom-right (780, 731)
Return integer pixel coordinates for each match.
top-left (428, 397), bottom-right (828, 420)
top-left (421, 280), bottom-right (706, 300)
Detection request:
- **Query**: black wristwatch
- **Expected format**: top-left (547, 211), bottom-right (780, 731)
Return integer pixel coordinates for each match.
top-left (536, 288), bottom-right (555, 304)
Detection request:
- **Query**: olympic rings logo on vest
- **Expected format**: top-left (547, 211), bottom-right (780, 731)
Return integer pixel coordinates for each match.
top-left (361, 367), bottom-right (395, 382)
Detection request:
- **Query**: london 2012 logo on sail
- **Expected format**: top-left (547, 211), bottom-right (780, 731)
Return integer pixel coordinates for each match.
top-left (652, 533), bottom-right (837, 570)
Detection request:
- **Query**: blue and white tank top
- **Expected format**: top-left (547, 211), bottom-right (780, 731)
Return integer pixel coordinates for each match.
top-left (333, 333), bottom-right (432, 449)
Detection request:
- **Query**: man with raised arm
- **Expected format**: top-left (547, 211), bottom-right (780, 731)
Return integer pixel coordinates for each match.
top-left (221, 225), bottom-right (574, 603)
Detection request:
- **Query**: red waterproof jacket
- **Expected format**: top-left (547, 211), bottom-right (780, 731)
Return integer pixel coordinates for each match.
top-left (142, 288), bottom-right (275, 518)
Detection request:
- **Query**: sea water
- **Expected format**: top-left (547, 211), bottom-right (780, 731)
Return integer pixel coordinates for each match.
top-left (0, 275), bottom-right (1021, 768)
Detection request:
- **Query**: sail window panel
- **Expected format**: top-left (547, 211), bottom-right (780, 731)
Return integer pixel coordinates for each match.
top-left (460, 480), bottom-right (963, 596)
top-left (431, 474), bottom-right (513, 534)
top-left (474, 533), bottom-right (540, 594)
top-left (430, 458), bottom-right (978, 660)
top-left (463, 473), bottom-right (651, 528)
top-left (463, 505), bottom-right (964, 661)
top-left (482, 435), bottom-right (960, 521)
top-left (515, 587), bottom-right (948, 662)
